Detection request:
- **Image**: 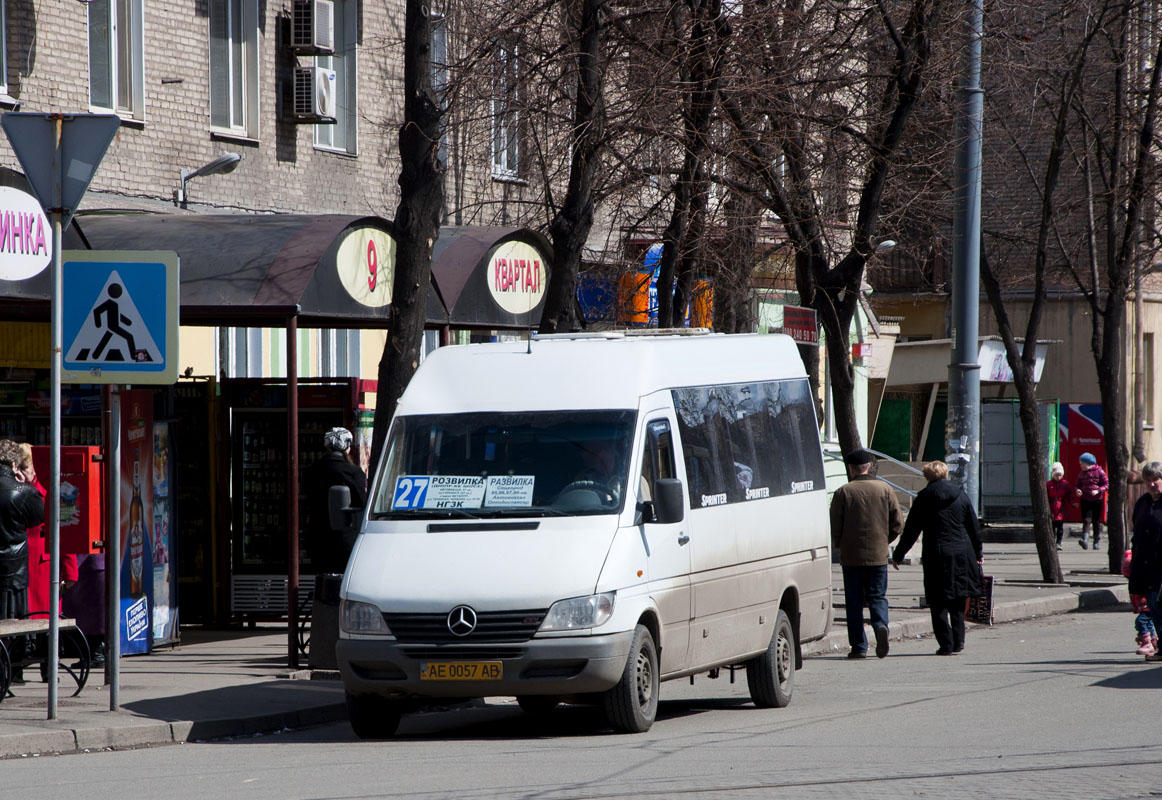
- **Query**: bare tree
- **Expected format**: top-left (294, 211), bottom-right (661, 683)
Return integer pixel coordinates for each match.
top-left (721, 0), bottom-right (954, 455)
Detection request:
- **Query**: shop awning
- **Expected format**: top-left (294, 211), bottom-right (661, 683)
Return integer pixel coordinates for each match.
top-left (0, 212), bottom-right (552, 330)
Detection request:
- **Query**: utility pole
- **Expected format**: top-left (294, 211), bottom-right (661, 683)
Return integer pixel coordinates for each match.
top-left (947, 0), bottom-right (984, 509)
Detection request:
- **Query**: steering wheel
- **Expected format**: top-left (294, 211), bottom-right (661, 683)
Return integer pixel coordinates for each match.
top-left (557, 480), bottom-right (617, 503)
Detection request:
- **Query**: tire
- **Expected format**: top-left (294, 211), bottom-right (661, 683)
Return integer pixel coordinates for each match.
top-left (746, 608), bottom-right (794, 709)
top-left (516, 695), bottom-right (561, 715)
top-left (602, 624), bottom-right (659, 733)
top-left (346, 691), bottom-right (403, 739)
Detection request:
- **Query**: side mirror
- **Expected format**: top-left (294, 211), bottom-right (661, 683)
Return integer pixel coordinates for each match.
top-left (652, 478), bottom-right (685, 524)
top-left (328, 485), bottom-right (358, 531)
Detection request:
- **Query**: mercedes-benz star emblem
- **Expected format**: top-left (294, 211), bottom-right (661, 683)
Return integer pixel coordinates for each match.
top-left (447, 605), bottom-right (477, 637)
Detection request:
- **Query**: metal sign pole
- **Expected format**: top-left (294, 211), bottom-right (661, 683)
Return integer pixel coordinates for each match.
top-left (46, 117), bottom-right (62, 720)
top-left (107, 388), bottom-right (121, 710)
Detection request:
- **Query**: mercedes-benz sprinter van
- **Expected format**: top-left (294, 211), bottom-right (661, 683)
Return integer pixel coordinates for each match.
top-left (336, 331), bottom-right (831, 736)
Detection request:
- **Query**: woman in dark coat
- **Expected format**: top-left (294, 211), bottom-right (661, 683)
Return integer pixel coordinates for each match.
top-left (891, 460), bottom-right (984, 655)
top-left (1128, 461), bottom-right (1162, 661)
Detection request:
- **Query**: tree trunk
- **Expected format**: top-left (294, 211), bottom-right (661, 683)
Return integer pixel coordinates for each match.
top-left (538, 0), bottom-right (607, 335)
top-left (1098, 294), bottom-right (1128, 574)
top-left (369, 0), bottom-right (444, 479)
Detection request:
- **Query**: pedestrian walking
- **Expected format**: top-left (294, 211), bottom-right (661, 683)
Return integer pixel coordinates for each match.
top-left (890, 460), bottom-right (984, 656)
top-left (1075, 452), bottom-right (1108, 550)
top-left (830, 449), bottom-right (903, 659)
top-left (0, 438), bottom-right (46, 685)
top-left (1046, 462), bottom-right (1073, 551)
top-left (1128, 461), bottom-right (1162, 662)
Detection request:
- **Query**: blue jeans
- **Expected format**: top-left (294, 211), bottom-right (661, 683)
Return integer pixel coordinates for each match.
top-left (842, 565), bottom-right (890, 652)
top-left (1147, 588), bottom-right (1162, 640)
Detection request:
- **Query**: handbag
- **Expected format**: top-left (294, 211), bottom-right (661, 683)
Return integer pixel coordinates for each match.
top-left (966, 574), bottom-right (994, 625)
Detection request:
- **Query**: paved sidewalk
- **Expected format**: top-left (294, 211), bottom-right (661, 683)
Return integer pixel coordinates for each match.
top-left (0, 540), bottom-right (1130, 759)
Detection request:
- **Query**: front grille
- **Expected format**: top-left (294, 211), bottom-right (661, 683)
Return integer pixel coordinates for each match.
top-left (401, 646), bottom-right (526, 660)
top-left (384, 609), bottom-right (547, 643)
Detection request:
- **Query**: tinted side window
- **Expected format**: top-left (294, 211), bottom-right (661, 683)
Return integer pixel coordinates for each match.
top-left (673, 378), bottom-right (824, 509)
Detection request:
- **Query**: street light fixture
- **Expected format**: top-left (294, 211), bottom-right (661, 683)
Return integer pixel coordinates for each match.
top-left (174, 152), bottom-right (242, 208)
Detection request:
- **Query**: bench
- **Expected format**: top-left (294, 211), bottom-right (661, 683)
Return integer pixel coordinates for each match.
top-left (0, 617), bottom-right (91, 702)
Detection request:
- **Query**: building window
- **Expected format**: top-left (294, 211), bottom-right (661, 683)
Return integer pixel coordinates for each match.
top-left (314, 0), bottom-right (357, 154)
top-left (210, 0), bottom-right (260, 138)
top-left (89, 0), bottom-right (144, 119)
top-left (491, 41), bottom-right (520, 179)
top-left (1146, 332), bottom-right (1155, 427)
top-left (0, 0), bottom-right (8, 98)
top-left (431, 13), bottom-right (448, 168)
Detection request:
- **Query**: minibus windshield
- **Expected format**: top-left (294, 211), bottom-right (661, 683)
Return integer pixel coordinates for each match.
top-left (369, 410), bottom-right (636, 519)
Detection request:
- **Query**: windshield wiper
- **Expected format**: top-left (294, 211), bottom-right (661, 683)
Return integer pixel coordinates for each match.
top-left (489, 506), bottom-right (571, 517)
top-left (371, 508), bottom-right (483, 521)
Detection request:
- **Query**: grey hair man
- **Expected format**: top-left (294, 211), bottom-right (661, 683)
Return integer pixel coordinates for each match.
top-left (830, 449), bottom-right (903, 659)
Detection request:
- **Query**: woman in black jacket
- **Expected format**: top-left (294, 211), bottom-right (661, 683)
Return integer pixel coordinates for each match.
top-left (891, 461), bottom-right (984, 655)
top-left (1129, 461), bottom-right (1162, 662)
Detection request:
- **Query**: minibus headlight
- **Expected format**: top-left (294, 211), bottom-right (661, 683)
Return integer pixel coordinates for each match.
top-left (340, 600), bottom-right (392, 634)
top-left (540, 592), bottom-right (615, 631)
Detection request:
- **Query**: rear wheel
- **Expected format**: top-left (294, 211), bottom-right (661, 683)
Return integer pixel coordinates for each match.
top-left (746, 609), bottom-right (794, 708)
top-left (346, 692), bottom-right (403, 739)
top-left (602, 624), bottom-right (658, 733)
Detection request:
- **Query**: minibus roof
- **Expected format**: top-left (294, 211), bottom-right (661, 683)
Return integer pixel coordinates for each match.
top-left (395, 331), bottom-right (809, 415)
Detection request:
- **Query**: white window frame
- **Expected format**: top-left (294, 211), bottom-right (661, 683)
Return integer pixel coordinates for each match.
top-left (209, 0), bottom-right (260, 139)
top-left (491, 41), bottom-right (520, 179)
top-left (88, 0), bottom-right (145, 120)
top-left (314, 0), bottom-right (358, 154)
top-left (0, 0), bottom-right (9, 99)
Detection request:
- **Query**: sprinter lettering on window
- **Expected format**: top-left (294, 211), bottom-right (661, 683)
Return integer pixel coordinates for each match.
top-left (673, 378), bottom-right (825, 509)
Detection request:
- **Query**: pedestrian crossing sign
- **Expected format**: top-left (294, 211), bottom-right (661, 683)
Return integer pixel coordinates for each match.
top-left (61, 250), bottom-right (179, 384)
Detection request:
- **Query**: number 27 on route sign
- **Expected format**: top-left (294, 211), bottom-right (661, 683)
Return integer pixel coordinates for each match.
top-left (61, 250), bottom-right (179, 384)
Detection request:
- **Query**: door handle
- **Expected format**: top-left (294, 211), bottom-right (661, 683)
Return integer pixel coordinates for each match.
top-left (678, 534), bottom-right (690, 545)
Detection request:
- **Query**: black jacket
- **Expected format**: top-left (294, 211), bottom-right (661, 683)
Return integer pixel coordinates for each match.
top-left (306, 452), bottom-right (368, 574)
top-left (892, 478), bottom-right (983, 602)
top-left (0, 463), bottom-right (45, 591)
top-left (1129, 492), bottom-right (1162, 595)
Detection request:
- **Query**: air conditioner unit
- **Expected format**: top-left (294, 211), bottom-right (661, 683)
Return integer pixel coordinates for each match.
top-left (292, 0), bottom-right (335, 54)
top-left (293, 66), bottom-right (337, 123)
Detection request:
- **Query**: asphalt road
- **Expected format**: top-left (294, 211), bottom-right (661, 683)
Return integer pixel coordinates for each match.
top-left (7, 608), bottom-right (1161, 800)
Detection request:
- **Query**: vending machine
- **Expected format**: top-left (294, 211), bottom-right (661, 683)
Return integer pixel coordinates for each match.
top-left (30, 445), bottom-right (106, 554)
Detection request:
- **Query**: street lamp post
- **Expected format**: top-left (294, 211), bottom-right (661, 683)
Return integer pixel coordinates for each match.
top-left (947, 0), bottom-right (984, 509)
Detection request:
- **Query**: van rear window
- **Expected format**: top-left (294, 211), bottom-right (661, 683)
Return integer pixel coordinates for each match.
top-left (672, 378), bottom-right (824, 509)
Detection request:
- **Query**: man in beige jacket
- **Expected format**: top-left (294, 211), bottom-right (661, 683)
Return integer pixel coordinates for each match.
top-left (830, 449), bottom-right (903, 659)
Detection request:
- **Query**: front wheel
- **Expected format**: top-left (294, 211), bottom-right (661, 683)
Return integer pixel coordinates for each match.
top-left (346, 692), bottom-right (403, 739)
top-left (746, 608), bottom-right (794, 708)
top-left (603, 624), bottom-right (659, 733)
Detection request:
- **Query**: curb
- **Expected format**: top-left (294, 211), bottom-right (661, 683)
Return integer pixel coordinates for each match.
top-left (0, 703), bottom-right (349, 760)
top-left (802, 584), bottom-right (1129, 657)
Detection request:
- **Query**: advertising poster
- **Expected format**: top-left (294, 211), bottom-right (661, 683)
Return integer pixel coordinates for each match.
top-left (1058, 403), bottom-right (1106, 523)
top-left (120, 390), bottom-right (154, 655)
top-left (152, 421), bottom-right (179, 645)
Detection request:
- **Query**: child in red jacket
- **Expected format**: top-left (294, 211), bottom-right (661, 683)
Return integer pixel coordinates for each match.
top-left (1123, 548), bottom-right (1158, 656)
top-left (1046, 462), bottom-right (1073, 551)
top-left (1075, 452), bottom-right (1109, 550)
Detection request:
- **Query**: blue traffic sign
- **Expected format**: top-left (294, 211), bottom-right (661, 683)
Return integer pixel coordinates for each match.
top-left (61, 250), bottom-right (179, 384)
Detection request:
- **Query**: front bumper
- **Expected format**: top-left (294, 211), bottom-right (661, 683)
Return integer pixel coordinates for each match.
top-left (337, 630), bottom-right (635, 699)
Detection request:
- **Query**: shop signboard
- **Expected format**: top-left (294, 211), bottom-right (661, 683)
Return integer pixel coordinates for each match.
top-left (782, 305), bottom-right (818, 344)
top-left (60, 250), bottom-right (179, 384)
top-left (0, 186), bottom-right (52, 280)
top-left (487, 239), bottom-right (547, 315)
